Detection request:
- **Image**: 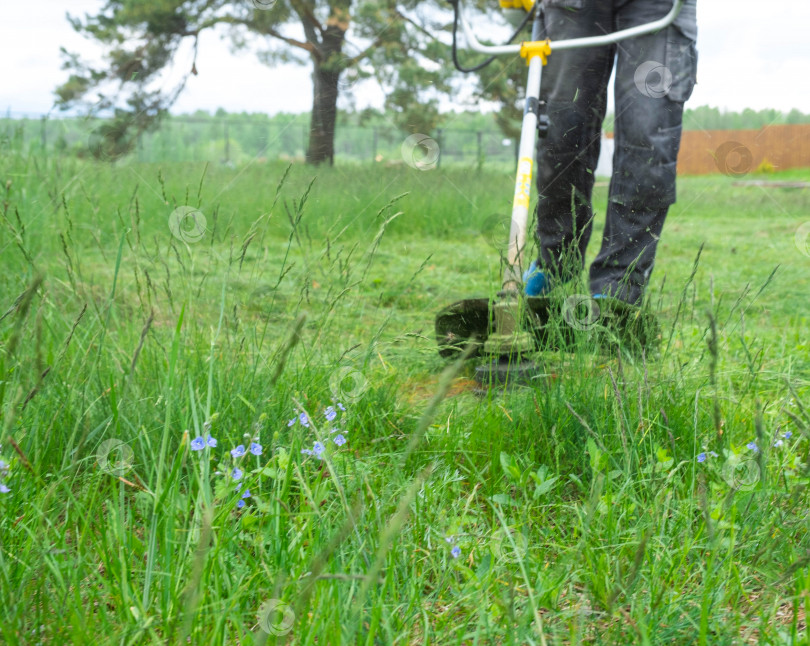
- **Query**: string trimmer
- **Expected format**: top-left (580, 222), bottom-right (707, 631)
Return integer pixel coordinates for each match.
top-left (436, 0), bottom-right (683, 385)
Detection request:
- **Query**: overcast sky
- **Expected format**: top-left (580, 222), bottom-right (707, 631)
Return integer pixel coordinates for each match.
top-left (2, 0), bottom-right (809, 118)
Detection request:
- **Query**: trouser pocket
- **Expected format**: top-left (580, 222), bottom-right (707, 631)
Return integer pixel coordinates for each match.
top-left (665, 25), bottom-right (698, 102)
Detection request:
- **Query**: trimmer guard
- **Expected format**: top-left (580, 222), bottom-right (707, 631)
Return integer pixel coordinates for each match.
top-left (435, 296), bottom-right (660, 358)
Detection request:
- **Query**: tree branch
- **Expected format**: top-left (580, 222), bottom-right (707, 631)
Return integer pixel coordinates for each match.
top-left (266, 27), bottom-right (317, 54)
top-left (393, 8), bottom-right (437, 42)
top-left (349, 27), bottom-right (394, 67)
top-left (210, 16), bottom-right (317, 55)
top-left (290, 0), bottom-right (324, 44)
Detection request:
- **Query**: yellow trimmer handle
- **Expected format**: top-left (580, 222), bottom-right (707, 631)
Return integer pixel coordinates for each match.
top-left (499, 0), bottom-right (534, 11)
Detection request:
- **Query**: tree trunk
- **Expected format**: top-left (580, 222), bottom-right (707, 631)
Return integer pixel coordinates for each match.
top-left (306, 58), bottom-right (340, 165)
top-left (305, 18), bottom-right (346, 166)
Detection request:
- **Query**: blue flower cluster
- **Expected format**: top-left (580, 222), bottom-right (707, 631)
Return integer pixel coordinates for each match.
top-left (697, 431), bottom-right (795, 463)
top-left (188, 417), bottom-right (265, 510)
top-left (190, 434), bottom-right (217, 451)
top-left (289, 403), bottom-right (349, 459)
top-left (445, 535), bottom-right (462, 559)
top-left (229, 437), bottom-right (263, 508)
top-left (0, 445), bottom-right (10, 495)
top-left (234, 483), bottom-right (251, 508)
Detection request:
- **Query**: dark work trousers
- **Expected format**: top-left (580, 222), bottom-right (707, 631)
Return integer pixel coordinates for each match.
top-left (534, 0), bottom-right (698, 305)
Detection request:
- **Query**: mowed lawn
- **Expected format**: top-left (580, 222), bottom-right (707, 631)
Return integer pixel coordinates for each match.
top-left (0, 153), bottom-right (809, 644)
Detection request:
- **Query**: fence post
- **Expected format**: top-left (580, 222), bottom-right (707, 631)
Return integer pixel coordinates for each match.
top-left (40, 116), bottom-right (47, 156)
top-left (372, 127), bottom-right (378, 162)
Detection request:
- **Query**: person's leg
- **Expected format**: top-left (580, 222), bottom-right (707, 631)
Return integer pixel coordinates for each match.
top-left (531, 0), bottom-right (615, 292)
top-left (589, 0), bottom-right (697, 305)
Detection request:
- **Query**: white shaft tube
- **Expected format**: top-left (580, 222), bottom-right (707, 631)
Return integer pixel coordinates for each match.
top-left (504, 56), bottom-right (543, 291)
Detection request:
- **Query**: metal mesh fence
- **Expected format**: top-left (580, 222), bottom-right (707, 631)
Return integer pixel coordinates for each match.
top-left (0, 112), bottom-right (520, 168)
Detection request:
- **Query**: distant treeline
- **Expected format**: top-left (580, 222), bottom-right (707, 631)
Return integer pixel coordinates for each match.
top-left (679, 106), bottom-right (810, 132)
top-left (602, 106), bottom-right (810, 133)
top-left (178, 105), bottom-right (810, 134)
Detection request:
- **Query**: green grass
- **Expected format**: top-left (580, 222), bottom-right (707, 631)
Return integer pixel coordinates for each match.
top-left (1, 151), bottom-right (809, 644)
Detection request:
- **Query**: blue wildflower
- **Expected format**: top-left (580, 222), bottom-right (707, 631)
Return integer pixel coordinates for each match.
top-left (287, 418), bottom-right (296, 427)
top-left (237, 499), bottom-right (246, 509)
top-left (709, 451), bottom-right (718, 457)
top-left (451, 545), bottom-right (461, 559)
top-left (697, 452), bottom-right (706, 463)
top-left (313, 442), bottom-right (325, 457)
top-left (249, 442), bottom-right (262, 456)
top-left (325, 406), bottom-right (337, 422)
top-left (774, 439), bottom-right (784, 448)
top-left (301, 448), bottom-right (313, 456)
top-left (235, 482), bottom-right (242, 492)
top-left (746, 441), bottom-right (759, 453)
top-left (336, 402), bottom-right (346, 411)
top-left (299, 412), bottom-right (310, 427)
top-left (206, 434), bottom-right (217, 448)
top-left (333, 434), bottom-right (346, 447)
top-left (231, 467), bottom-right (243, 481)
top-left (242, 489), bottom-right (251, 499)
top-left (445, 536), bottom-right (454, 544)
top-left (231, 445), bottom-right (246, 458)
top-left (0, 483), bottom-right (9, 494)
top-left (190, 436), bottom-right (205, 451)
top-left (784, 431), bottom-right (792, 439)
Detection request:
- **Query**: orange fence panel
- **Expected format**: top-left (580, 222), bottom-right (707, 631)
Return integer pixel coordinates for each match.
top-left (677, 124), bottom-right (810, 175)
